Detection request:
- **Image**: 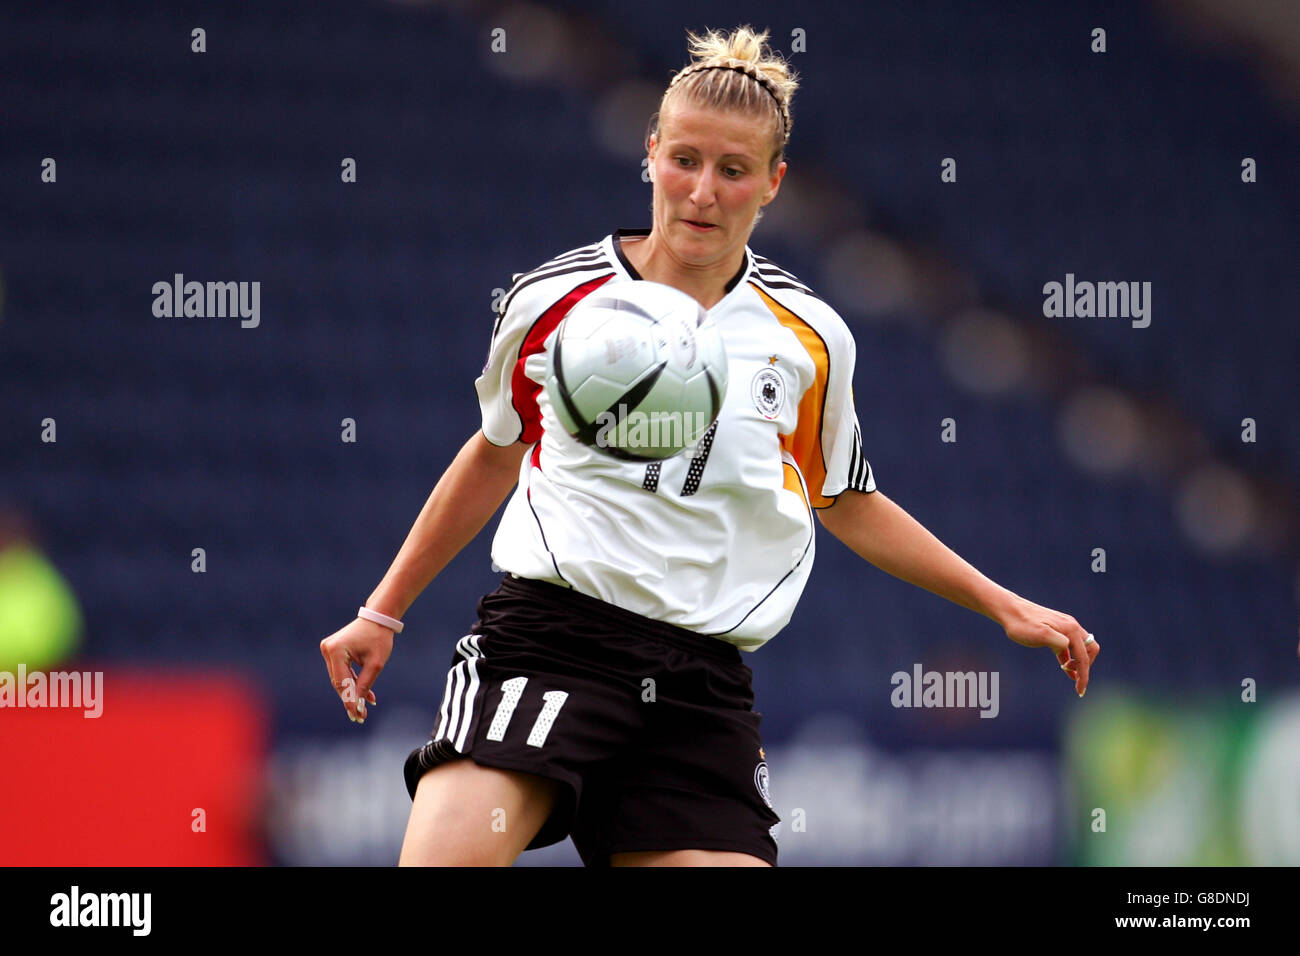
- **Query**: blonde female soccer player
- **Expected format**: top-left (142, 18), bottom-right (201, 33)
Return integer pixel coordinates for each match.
top-left (320, 25), bottom-right (1099, 867)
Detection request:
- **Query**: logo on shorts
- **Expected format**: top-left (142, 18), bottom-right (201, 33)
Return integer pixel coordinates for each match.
top-left (754, 761), bottom-right (773, 809)
top-left (751, 368), bottom-right (785, 420)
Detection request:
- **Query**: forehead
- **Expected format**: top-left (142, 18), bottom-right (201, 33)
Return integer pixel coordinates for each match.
top-left (658, 103), bottom-right (773, 159)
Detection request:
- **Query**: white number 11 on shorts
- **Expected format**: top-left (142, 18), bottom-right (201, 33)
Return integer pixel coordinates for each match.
top-left (485, 676), bottom-right (569, 748)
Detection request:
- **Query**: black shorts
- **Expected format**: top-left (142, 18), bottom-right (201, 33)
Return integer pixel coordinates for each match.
top-left (403, 574), bottom-right (780, 866)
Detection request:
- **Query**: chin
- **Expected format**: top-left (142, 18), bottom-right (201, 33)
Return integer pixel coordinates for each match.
top-left (678, 227), bottom-right (724, 244)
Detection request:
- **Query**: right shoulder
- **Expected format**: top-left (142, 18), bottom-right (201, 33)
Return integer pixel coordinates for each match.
top-left (493, 236), bottom-right (619, 329)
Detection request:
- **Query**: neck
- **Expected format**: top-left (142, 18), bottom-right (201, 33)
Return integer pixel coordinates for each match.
top-left (620, 233), bottom-right (744, 310)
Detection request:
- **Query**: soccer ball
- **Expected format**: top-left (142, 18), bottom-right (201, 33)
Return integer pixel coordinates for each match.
top-left (545, 280), bottom-right (729, 460)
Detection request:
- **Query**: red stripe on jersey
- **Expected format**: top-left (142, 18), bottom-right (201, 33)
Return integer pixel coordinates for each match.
top-left (511, 273), bottom-right (616, 444)
top-left (530, 442), bottom-right (542, 471)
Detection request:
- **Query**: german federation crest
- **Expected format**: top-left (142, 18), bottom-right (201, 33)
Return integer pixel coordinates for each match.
top-left (754, 760), bottom-right (773, 809)
top-left (751, 367), bottom-right (785, 420)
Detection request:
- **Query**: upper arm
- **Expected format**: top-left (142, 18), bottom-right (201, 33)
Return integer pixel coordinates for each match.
top-left (471, 428), bottom-right (531, 473)
top-left (816, 486), bottom-right (880, 535)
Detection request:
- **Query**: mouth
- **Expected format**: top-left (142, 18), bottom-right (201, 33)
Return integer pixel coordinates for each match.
top-left (682, 219), bottom-right (718, 232)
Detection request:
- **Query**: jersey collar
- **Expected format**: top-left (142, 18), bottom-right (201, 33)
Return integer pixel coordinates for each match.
top-left (612, 227), bottom-right (752, 294)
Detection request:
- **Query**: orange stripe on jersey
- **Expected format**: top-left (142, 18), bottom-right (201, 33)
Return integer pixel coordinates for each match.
top-left (753, 283), bottom-right (833, 507)
top-left (511, 273), bottom-right (615, 443)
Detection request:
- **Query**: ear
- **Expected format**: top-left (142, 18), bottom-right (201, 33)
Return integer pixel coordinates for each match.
top-left (760, 160), bottom-right (787, 206)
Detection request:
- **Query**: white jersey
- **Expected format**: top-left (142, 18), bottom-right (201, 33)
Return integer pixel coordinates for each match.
top-left (475, 228), bottom-right (876, 650)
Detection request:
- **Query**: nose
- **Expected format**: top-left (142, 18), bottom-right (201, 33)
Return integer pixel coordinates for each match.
top-left (689, 165), bottom-right (717, 209)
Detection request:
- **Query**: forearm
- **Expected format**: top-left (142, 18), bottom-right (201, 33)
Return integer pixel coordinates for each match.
top-left (817, 489), bottom-right (1015, 625)
top-left (365, 430), bottom-right (526, 618)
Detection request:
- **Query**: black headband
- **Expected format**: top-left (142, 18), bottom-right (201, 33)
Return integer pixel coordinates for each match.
top-left (670, 62), bottom-right (790, 139)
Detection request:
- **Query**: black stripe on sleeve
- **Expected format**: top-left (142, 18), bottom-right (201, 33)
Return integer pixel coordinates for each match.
top-left (498, 260), bottom-right (614, 322)
top-left (752, 273), bottom-right (825, 303)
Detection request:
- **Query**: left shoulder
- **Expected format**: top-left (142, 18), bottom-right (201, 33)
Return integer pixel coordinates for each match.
top-left (745, 250), bottom-right (855, 347)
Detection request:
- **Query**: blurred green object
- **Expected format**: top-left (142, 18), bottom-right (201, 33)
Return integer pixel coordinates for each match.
top-left (0, 543), bottom-right (83, 672)
top-left (1064, 688), bottom-right (1297, 865)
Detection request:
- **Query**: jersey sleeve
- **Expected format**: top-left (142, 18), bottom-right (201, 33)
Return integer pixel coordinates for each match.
top-left (474, 275), bottom-right (534, 446)
top-left (780, 305), bottom-right (877, 507)
top-left (474, 272), bottom-right (615, 447)
top-left (816, 320), bottom-right (877, 503)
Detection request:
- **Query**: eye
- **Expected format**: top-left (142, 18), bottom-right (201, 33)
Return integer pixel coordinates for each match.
top-left (723, 166), bottom-right (743, 178)
top-left (674, 156), bottom-right (694, 167)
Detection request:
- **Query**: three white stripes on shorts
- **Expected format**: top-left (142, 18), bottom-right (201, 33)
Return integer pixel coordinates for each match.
top-left (433, 634), bottom-right (568, 752)
top-left (435, 635), bottom-right (483, 753)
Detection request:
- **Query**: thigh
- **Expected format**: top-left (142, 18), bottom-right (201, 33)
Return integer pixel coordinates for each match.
top-left (399, 758), bottom-right (560, 866)
top-left (403, 624), bottom-right (646, 856)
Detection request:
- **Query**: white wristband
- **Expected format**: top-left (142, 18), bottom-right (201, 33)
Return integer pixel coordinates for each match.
top-left (357, 606), bottom-right (404, 634)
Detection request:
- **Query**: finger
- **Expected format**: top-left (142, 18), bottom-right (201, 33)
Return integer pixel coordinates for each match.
top-left (342, 651), bottom-right (366, 721)
top-left (323, 642), bottom-right (363, 722)
top-left (354, 659), bottom-right (385, 719)
top-left (1073, 631), bottom-right (1099, 679)
top-left (1036, 624), bottom-right (1070, 661)
top-left (320, 639), bottom-right (352, 699)
top-left (1037, 623), bottom-right (1081, 680)
top-left (1037, 626), bottom-right (1079, 678)
top-left (1019, 621), bottom-right (1079, 682)
top-left (1066, 628), bottom-right (1091, 697)
top-left (1077, 635), bottom-right (1099, 682)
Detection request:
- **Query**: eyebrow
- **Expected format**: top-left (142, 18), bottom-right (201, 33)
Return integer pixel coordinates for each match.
top-left (670, 145), bottom-right (757, 162)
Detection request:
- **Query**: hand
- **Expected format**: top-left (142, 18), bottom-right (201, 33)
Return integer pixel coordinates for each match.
top-left (998, 593), bottom-right (1098, 697)
top-left (320, 616), bottom-right (395, 724)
